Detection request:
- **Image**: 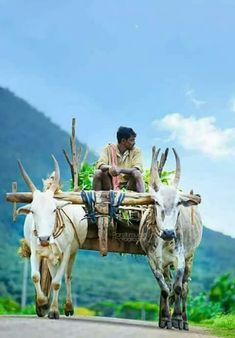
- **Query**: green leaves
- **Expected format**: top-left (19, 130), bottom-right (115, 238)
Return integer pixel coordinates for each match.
top-left (70, 162), bottom-right (95, 191)
top-left (143, 169), bottom-right (175, 192)
top-left (209, 273), bottom-right (235, 314)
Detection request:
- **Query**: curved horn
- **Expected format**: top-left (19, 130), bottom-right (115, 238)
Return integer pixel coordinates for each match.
top-left (150, 146), bottom-right (162, 190)
top-left (50, 155), bottom-right (60, 193)
top-left (17, 160), bottom-right (37, 192)
top-left (172, 148), bottom-right (181, 187)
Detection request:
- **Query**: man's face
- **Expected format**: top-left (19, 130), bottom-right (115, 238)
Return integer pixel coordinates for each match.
top-left (123, 136), bottom-right (135, 150)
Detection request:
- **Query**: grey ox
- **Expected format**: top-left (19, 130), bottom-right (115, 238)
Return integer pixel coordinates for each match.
top-left (139, 147), bottom-right (202, 330)
top-left (17, 156), bottom-right (88, 319)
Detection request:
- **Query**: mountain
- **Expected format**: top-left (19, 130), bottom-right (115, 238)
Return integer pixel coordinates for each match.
top-left (0, 86), bottom-right (96, 241)
top-left (0, 87), bottom-right (234, 307)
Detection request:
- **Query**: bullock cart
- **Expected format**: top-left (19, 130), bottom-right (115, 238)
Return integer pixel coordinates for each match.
top-left (6, 120), bottom-right (202, 328)
top-left (6, 187), bottom-right (200, 321)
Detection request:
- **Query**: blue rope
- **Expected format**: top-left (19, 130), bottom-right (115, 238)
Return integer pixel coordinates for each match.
top-left (109, 190), bottom-right (125, 220)
top-left (81, 190), bottom-right (97, 224)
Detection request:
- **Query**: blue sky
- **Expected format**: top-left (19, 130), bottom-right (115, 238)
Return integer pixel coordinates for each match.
top-left (1, 0), bottom-right (235, 238)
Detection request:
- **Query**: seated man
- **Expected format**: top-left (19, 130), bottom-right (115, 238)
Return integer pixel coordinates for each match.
top-left (93, 126), bottom-right (145, 192)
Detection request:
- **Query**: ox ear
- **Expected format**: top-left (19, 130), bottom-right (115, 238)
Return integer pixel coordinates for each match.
top-left (179, 193), bottom-right (201, 207)
top-left (55, 200), bottom-right (72, 209)
top-left (17, 204), bottom-right (32, 215)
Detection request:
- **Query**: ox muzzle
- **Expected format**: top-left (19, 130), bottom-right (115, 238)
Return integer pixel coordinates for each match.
top-left (160, 229), bottom-right (176, 241)
top-left (38, 236), bottom-right (50, 247)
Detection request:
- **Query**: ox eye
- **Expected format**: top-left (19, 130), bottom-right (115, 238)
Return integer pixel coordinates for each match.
top-left (155, 201), bottom-right (161, 206)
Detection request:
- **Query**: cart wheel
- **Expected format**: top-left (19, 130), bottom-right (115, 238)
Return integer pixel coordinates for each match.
top-left (35, 258), bottom-right (52, 317)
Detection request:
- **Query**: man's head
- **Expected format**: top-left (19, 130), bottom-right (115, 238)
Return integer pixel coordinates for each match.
top-left (117, 126), bottom-right (136, 150)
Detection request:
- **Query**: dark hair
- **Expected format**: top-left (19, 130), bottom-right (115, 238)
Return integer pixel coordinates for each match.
top-left (117, 126), bottom-right (137, 143)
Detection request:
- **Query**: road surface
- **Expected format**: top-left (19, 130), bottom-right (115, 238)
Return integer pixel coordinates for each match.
top-left (0, 315), bottom-right (218, 338)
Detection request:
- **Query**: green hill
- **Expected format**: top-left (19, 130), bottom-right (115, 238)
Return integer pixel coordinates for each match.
top-left (0, 86), bottom-right (96, 241)
top-left (0, 87), bottom-right (234, 307)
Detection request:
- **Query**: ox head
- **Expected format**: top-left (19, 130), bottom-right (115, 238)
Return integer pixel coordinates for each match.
top-left (17, 155), bottom-right (71, 246)
top-left (149, 146), bottom-right (201, 241)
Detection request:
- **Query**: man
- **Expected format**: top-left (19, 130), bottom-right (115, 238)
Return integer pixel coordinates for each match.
top-left (93, 126), bottom-right (145, 192)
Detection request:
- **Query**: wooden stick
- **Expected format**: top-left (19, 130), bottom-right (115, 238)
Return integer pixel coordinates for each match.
top-left (63, 149), bottom-right (74, 181)
top-left (12, 182), bottom-right (17, 222)
top-left (71, 118), bottom-right (79, 191)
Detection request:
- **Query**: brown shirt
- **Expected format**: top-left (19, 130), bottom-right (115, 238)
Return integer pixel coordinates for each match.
top-left (96, 143), bottom-right (143, 185)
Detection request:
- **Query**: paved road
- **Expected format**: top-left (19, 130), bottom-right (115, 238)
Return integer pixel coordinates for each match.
top-left (0, 315), bottom-right (218, 338)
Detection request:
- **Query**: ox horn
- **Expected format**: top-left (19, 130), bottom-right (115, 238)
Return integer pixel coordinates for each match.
top-left (17, 160), bottom-right (37, 192)
top-left (150, 146), bottom-right (162, 191)
top-left (50, 155), bottom-right (60, 193)
top-left (172, 148), bottom-right (181, 187)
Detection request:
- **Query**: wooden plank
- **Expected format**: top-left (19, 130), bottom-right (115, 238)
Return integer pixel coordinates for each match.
top-left (82, 238), bottom-right (145, 255)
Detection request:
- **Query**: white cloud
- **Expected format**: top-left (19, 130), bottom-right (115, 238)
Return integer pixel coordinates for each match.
top-left (185, 89), bottom-right (207, 108)
top-left (153, 113), bottom-right (235, 158)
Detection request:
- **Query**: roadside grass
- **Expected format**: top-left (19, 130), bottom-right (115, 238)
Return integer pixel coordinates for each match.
top-left (191, 314), bottom-right (235, 338)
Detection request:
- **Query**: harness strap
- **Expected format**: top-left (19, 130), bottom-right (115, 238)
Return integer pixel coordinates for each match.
top-left (59, 208), bottom-right (81, 247)
top-left (53, 209), bottom-right (66, 238)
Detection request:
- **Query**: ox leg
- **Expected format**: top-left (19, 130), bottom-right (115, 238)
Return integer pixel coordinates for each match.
top-left (147, 250), bottom-right (171, 329)
top-left (181, 255), bottom-right (194, 330)
top-left (172, 247), bottom-right (185, 330)
top-left (64, 252), bottom-right (76, 316)
top-left (47, 245), bottom-right (72, 319)
top-left (159, 266), bottom-right (173, 329)
top-left (159, 292), bottom-right (172, 329)
top-left (31, 254), bottom-right (48, 307)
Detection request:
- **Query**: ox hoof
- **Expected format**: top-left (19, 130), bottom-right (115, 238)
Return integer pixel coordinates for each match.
top-left (183, 321), bottom-right (189, 330)
top-left (48, 310), bottom-right (60, 319)
top-left (159, 319), bottom-right (172, 329)
top-left (36, 302), bottom-right (49, 317)
top-left (172, 318), bottom-right (183, 330)
top-left (64, 302), bottom-right (74, 317)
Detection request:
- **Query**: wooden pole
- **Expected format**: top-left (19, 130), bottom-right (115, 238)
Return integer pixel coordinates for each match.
top-left (71, 118), bottom-right (79, 192)
top-left (12, 182), bottom-right (17, 222)
top-left (5, 191), bottom-right (201, 206)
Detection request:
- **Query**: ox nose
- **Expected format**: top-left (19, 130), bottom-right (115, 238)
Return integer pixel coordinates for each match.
top-left (39, 236), bottom-right (50, 247)
top-left (161, 230), bottom-right (176, 241)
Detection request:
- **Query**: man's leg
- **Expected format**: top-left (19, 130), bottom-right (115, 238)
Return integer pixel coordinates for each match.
top-left (92, 169), bottom-right (113, 191)
top-left (126, 169), bottom-right (145, 192)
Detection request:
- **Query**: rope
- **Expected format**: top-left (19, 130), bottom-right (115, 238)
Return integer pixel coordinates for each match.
top-left (59, 208), bottom-right (81, 247)
top-left (80, 190), bottom-right (97, 224)
top-left (109, 190), bottom-right (125, 220)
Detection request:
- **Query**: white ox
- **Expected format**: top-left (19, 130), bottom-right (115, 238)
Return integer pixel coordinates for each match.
top-left (139, 147), bottom-right (202, 330)
top-left (17, 155), bottom-right (88, 319)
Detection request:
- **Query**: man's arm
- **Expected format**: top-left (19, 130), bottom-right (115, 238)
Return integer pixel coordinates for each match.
top-left (99, 164), bottom-right (112, 172)
top-left (108, 166), bottom-right (140, 176)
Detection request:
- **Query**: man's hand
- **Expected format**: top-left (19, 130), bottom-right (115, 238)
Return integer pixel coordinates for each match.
top-left (109, 166), bottom-right (121, 177)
